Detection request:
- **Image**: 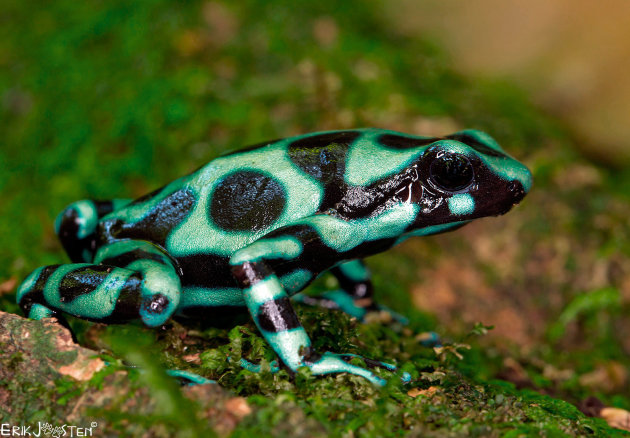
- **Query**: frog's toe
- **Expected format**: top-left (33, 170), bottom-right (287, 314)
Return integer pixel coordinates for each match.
top-left (238, 355), bottom-right (409, 384)
top-left (26, 302), bottom-right (55, 320)
top-left (238, 357), bottom-right (280, 373)
top-left (308, 352), bottom-right (385, 385)
top-left (165, 369), bottom-right (215, 386)
top-left (303, 351), bottom-right (408, 386)
top-left (340, 353), bottom-right (411, 382)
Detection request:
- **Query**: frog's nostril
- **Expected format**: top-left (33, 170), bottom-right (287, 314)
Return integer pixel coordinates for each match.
top-left (508, 180), bottom-right (526, 204)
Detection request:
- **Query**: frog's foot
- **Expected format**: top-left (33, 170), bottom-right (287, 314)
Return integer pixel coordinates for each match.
top-left (27, 301), bottom-right (61, 320)
top-left (17, 240), bottom-right (181, 328)
top-left (105, 360), bottom-right (215, 386)
top-left (240, 352), bottom-right (408, 385)
top-left (302, 351), bottom-right (411, 385)
top-left (293, 290), bottom-right (409, 325)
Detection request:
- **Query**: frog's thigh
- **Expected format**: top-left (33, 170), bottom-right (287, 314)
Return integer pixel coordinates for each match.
top-left (18, 240), bottom-right (181, 327)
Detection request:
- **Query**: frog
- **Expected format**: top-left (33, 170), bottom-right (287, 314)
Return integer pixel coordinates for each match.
top-left (17, 128), bottom-right (532, 385)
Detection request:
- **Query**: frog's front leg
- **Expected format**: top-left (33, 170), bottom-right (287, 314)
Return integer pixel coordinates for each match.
top-left (17, 240), bottom-right (181, 327)
top-left (229, 226), bottom-right (399, 385)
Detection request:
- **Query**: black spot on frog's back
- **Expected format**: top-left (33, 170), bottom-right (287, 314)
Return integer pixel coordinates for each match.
top-left (288, 131), bottom-right (360, 211)
top-left (209, 170), bottom-right (286, 232)
top-left (111, 189), bottom-right (197, 247)
top-left (287, 132), bottom-right (358, 182)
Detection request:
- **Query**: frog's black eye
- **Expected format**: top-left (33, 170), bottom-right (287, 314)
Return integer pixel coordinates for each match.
top-left (429, 153), bottom-right (474, 192)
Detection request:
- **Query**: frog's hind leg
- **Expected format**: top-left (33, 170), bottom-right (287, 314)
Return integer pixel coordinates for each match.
top-left (55, 199), bottom-right (131, 262)
top-left (295, 260), bottom-right (402, 321)
top-left (18, 241), bottom-right (210, 384)
top-left (17, 240), bottom-right (181, 327)
top-left (295, 260), bottom-right (440, 345)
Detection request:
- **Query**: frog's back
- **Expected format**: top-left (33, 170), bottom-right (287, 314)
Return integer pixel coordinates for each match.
top-left (97, 130), bottom-right (374, 260)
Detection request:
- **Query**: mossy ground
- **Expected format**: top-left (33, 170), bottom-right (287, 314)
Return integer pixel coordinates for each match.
top-left (1, 0), bottom-right (629, 436)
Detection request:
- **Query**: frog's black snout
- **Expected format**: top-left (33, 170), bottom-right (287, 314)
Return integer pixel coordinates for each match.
top-left (508, 180), bottom-right (526, 205)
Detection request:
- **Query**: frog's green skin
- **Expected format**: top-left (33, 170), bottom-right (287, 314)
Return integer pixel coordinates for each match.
top-left (17, 128), bottom-right (531, 385)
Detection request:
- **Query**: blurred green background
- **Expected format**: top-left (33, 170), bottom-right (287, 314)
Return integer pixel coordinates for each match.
top-left (1, 0), bottom-right (629, 435)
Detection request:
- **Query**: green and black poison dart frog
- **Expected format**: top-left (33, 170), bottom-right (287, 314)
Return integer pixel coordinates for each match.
top-left (17, 128), bottom-right (532, 385)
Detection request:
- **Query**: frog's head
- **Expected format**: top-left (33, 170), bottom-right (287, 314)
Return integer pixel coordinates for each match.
top-left (403, 129), bottom-right (532, 235)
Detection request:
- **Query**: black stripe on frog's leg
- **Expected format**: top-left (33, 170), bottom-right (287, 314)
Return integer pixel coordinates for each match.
top-left (58, 265), bottom-right (120, 304)
top-left (231, 261), bottom-right (273, 288)
top-left (112, 189), bottom-right (197, 247)
top-left (330, 260), bottom-right (374, 301)
top-left (257, 297), bottom-right (301, 332)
